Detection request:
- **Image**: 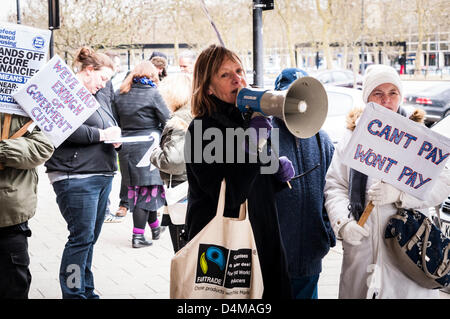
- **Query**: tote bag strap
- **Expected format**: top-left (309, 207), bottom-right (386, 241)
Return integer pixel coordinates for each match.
top-left (216, 179), bottom-right (227, 218)
top-left (215, 179), bottom-right (248, 221)
top-left (168, 174), bottom-right (173, 188)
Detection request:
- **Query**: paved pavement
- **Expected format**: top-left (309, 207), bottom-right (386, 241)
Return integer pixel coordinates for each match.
top-left (28, 164), bottom-right (449, 299)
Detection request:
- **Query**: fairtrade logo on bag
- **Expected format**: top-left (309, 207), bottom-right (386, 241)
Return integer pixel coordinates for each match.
top-left (195, 244), bottom-right (253, 289)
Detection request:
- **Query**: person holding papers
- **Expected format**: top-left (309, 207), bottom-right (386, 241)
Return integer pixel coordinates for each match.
top-left (112, 61), bottom-right (170, 248)
top-left (44, 47), bottom-right (119, 299)
top-left (324, 64), bottom-right (450, 298)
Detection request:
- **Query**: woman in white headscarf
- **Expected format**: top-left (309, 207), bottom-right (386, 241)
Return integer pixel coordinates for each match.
top-left (324, 65), bottom-right (450, 299)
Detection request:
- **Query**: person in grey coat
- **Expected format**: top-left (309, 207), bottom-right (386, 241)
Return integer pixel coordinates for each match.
top-left (150, 73), bottom-right (193, 253)
top-left (113, 61), bottom-right (170, 248)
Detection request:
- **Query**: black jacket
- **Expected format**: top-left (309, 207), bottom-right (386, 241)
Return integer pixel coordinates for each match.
top-left (44, 90), bottom-right (118, 174)
top-left (113, 83), bottom-right (170, 186)
top-left (185, 96), bottom-right (292, 299)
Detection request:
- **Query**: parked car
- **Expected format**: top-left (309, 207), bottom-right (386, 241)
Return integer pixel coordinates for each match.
top-left (322, 85), bottom-right (364, 144)
top-left (311, 69), bottom-right (363, 90)
top-left (403, 82), bottom-right (450, 126)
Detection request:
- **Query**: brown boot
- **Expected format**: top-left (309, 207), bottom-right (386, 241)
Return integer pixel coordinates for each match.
top-left (115, 206), bottom-right (128, 217)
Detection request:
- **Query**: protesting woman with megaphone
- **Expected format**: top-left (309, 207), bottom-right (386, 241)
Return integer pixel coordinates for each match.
top-left (181, 44), bottom-right (294, 298)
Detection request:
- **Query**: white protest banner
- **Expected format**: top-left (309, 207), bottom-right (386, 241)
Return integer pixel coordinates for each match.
top-left (430, 116), bottom-right (450, 169)
top-left (13, 54), bottom-right (101, 148)
top-left (342, 102), bottom-right (450, 200)
top-left (0, 22), bottom-right (51, 116)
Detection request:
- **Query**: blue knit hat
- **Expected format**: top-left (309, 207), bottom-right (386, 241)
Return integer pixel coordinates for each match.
top-left (274, 68), bottom-right (308, 91)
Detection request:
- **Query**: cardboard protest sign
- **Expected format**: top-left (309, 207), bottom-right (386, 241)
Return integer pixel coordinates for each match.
top-left (430, 116), bottom-right (450, 169)
top-left (0, 22), bottom-right (51, 116)
top-left (342, 102), bottom-right (450, 200)
top-left (13, 55), bottom-right (101, 148)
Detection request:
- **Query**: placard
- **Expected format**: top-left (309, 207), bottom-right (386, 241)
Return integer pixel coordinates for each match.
top-left (0, 22), bottom-right (50, 116)
top-left (13, 55), bottom-right (100, 148)
top-left (342, 102), bottom-right (450, 200)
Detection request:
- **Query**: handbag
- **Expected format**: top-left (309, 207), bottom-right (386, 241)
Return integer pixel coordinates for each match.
top-left (170, 179), bottom-right (264, 299)
top-left (164, 175), bottom-right (188, 225)
top-left (384, 208), bottom-right (450, 289)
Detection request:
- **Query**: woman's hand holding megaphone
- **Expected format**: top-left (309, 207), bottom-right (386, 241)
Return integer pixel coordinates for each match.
top-left (275, 156), bottom-right (295, 183)
top-left (248, 114), bottom-right (294, 189)
top-left (248, 113), bottom-right (272, 153)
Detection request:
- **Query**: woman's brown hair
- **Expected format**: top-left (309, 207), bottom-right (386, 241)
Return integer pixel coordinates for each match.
top-left (119, 61), bottom-right (159, 94)
top-left (73, 46), bottom-right (114, 72)
top-left (191, 44), bottom-right (244, 117)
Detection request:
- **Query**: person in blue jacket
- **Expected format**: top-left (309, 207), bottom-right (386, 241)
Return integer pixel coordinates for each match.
top-left (272, 68), bottom-right (336, 299)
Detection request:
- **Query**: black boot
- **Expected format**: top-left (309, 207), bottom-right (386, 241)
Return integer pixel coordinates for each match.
top-left (151, 226), bottom-right (167, 240)
top-left (132, 234), bottom-right (153, 248)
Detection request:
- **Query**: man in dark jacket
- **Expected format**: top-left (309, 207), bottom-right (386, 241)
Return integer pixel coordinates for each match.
top-left (273, 68), bottom-right (335, 299)
top-left (0, 113), bottom-right (54, 298)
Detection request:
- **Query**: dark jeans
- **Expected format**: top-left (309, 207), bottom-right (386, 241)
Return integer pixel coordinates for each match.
top-left (53, 175), bottom-right (113, 299)
top-left (0, 230), bottom-right (31, 299)
top-left (291, 274), bottom-right (319, 299)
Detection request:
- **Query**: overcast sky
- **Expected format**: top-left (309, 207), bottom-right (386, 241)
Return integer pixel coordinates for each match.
top-left (1, 0), bottom-right (19, 22)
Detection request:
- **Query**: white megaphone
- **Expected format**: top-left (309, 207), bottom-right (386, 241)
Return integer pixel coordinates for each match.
top-left (236, 77), bottom-right (328, 138)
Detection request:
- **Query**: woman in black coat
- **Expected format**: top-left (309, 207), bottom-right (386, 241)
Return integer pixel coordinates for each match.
top-left (113, 61), bottom-right (170, 248)
top-left (184, 44), bottom-right (294, 298)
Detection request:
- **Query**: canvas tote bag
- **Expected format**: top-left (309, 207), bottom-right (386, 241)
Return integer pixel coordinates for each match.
top-left (170, 179), bottom-right (264, 299)
top-left (164, 175), bottom-right (188, 225)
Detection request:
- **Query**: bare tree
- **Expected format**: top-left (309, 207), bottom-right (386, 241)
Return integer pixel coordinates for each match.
top-left (315, 0), bottom-right (334, 69)
top-left (6, 0), bottom-right (449, 75)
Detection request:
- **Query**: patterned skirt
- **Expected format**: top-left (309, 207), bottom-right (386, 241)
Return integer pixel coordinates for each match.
top-left (128, 185), bottom-right (166, 212)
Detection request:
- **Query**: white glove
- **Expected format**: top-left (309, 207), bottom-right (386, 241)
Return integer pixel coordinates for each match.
top-left (339, 220), bottom-right (370, 246)
top-left (367, 181), bottom-right (401, 206)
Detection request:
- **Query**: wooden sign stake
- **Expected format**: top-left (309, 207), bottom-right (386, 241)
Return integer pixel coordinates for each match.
top-left (0, 116), bottom-right (34, 170)
top-left (357, 201), bottom-right (375, 227)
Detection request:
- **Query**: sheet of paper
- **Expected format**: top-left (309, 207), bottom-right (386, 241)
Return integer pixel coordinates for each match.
top-left (104, 135), bottom-right (154, 144)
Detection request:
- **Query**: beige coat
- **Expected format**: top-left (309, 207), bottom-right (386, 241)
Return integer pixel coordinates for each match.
top-left (150, 106), bottom-right (192, 186)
